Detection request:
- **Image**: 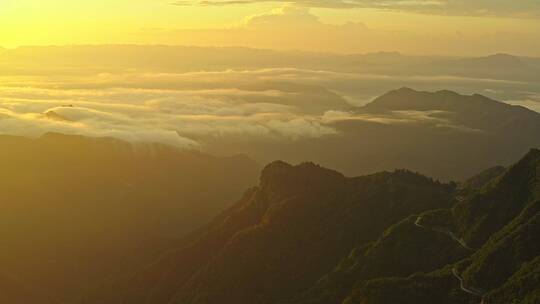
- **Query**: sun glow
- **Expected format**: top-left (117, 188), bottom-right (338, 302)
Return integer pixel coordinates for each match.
top-left (1, 0), bottom-right (539, 55)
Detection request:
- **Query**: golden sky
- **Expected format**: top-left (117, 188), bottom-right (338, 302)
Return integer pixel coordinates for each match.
top-left (1, 0), bottom-right (540, 55)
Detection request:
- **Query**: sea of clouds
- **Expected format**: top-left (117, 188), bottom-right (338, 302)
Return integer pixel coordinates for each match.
top-left (1, 64), bottom-right (538, 149)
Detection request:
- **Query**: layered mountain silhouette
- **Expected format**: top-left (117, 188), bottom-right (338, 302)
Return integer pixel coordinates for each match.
top-left (223, 88), bottom-right (540, 181)
top-left (89, 149), bottom-right (540, 304)
top-left (97, 162), bottom-right (455, 303)
top-left (0, 81), bottom-right (538, 302)
top-left (429, 53), bottom-right (540, 81)
top-left (3, 46), bottom-right (537, 80)
top-left (2, 45), bottom-right (539, 181)
top-left (0, 133), bottom-right (259, 303)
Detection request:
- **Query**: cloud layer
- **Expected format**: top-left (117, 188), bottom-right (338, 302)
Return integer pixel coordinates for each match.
top-left (1, 46), bottom-right (539, 149)
top-left (2, 66), bottom-right (530, 149)
top-left (174, 0), bottom-right (540, 18)
top-left (0, 70), bottom-right (349, 148)
top-left (146, 4), bottom-right (540, 56)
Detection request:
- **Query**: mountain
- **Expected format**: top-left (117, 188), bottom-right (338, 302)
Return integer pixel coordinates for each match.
top-left (3, 46), bottom-right (536, 84)
top-left (486, 255), bottom-right (540, 303)
top-left (2, 46), bottom-right (539, 181)
top-left (438, 54), bottom-right (529, 70)
top-left (233, 88), bottom-right (540, 181)
top-left (0, 133), bottom-right (259, 303)
top-left (361, 87), bottom-right (540, 134)
top-left (459, 165), bottom-right (506, 194)
top-left (288, 215), bottom-right (471, 304)
top-left (428, 53), bottom-right (540, 81)
top-left (101, 161), bottom-right (456, 304)
top-left (0, 45), bottom-right (341, 74)
top-left (354, 88), bottom-right (540, 178)
top-left (99, 149), bottom-right (540, 304)
top-left (335, 149), bottom-right (540, 304)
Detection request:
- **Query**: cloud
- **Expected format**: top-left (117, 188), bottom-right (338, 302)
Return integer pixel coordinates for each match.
top-left (0, 70), bottom-right (350, 147)
top-left (506, 99), bottom-right (540, 113)
top-left (172, 0), bottom-right (441, 9)
top-left (174, 0), bottom-right (540, 18)
top-left (322, 109), bottom-right (482, 132)
top-left (0, 57), bottom-right (537, 149)
top-left (130, 11), bottom-right (540, 55)
top-left (0, 106), bottom-right (197, 147)
top-left (243, 6), bottom-right (322, 29)
top-left (0, 94), bottom-right (339, 147)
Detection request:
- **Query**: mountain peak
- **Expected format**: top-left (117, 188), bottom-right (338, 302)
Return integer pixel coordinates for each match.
top-left (442, 53), bottom-right (527, 69)
top-left (261, 160), bottom-right (294, 176)
top-left (435, 89), bottom-right (460, 97)
top-left (362, 88), bottom-right (515, 115)
top-left (528, 147), bottom-right (540, 155)
top-left (393, 87), bottom-right (418, 94)
top-left (260, 161), bottom-right (344, 198)
top-left (486, 53), bottom-right (519, 60)
top-left (387, 87), bottom-right (462, 98)
top-left (519, 148), bottom-right (540, 165)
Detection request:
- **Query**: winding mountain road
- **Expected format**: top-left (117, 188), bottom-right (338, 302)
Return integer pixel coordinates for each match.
top-left (414, 216), bottom-right (474, 251)
top-left (414, 215), bottom-right (485, 300)
top-left (452, 268), bottom-right (484, 297)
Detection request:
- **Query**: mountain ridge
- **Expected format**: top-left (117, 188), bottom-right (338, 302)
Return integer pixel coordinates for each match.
top-left (104, 161), bottom-right (455, 304)
top-left (105, 149), bottom-right (540, 304)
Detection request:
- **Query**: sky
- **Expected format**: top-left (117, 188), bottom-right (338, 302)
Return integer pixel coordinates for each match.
top-left (1, 0), bottom-right (540, 55)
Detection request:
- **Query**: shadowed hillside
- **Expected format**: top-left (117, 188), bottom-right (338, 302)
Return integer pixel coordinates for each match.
top-left (0, 133), bottom-right (259, 303)
top-left (92, 149), bottom-right (540, 304)
top-left (100, 161), bottom-right (456, 304)
top-left (338, 149), bottom-right (540, 304)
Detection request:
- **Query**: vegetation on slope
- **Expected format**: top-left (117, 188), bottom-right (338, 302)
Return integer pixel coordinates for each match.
top-left (114, 164), bottom-right (455, 304)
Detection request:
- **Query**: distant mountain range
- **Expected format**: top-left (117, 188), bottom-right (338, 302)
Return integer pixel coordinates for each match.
top-left (212, 87), bottom-right (540, 181)
top-left (1, 45), bottom-right (539, 181)
top-left (90, 149), bottom-right (540, 304)
top-left (427, 53), bottom-right (540, 82)
top-left (1, 45), bottom-right (538, 81)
